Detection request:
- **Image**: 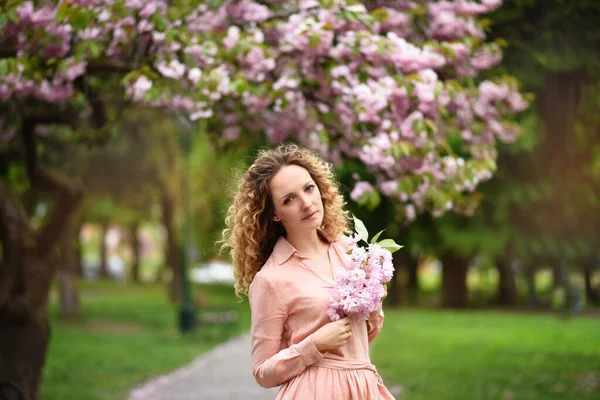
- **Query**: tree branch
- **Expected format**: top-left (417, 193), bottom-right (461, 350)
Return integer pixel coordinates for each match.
top-left (34, 168), bottom-right (84, 257)
top-left (21, 119), bottom-right (84, 257)
top-left (86, 60), bottom-right (136, 73)
top-left (74, 75), bottom-right (108, 129)
top-left (0, 182), bottom-right (34, 311)
top-left (0, 44), bottom-right (17, 58)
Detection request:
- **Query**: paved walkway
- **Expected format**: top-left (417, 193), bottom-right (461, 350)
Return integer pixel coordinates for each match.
top-left (128, 334), bottom-right (278, 400)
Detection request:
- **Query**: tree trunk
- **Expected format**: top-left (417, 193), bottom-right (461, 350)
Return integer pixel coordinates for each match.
top-left (161, 189), bottom-right (181, 303)
top-left (406, 254), bottom-right (419, 304)
top-left (583, 261), bottom-right (599, 305)
top-left (551, 262), bottom-right (561, 289)
top-left (56, 215), bottom-right (81, 319)
top-left (0, 303), bottom-right (51, 400)
top-left (130, 221), bottom-right (141, 283)
top-left (440, 252), bottom-right (470, 308)
top-left (98, 220), bottom-right (109, 279)
top-left (0, 167), bottom-right (82, 400)
top-left (523, 262), bottom-right (537, 308)
top-left (74, 220), bottom-right (84, 278)
top-left (387, 252), bottom-right (404, 306)
top-left (495, 256), bottom-right (518, 306)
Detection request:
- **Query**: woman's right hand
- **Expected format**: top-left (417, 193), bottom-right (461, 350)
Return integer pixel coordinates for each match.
top-left (310, 316), bottom-right (352, 352)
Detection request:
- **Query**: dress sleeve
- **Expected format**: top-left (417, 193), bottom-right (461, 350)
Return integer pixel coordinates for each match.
top-left (248, 272), bottom-right (323, 388)
top-left (368, 308), bottom-right (385, 344)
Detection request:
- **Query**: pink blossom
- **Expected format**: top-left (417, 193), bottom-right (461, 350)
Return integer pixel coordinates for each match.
top-left (156, 59), bottom-right (186, 79)
top-left (228, 0), bottom-right (271, 24)
top-left (376, 8), bottom-right (411, 36)
top-left (327, 235), bottom-right (395, 322)
top-left (187, 68), bottom-right (202, 85)
top-left (471, 46), bottom-right (502, 70)
top-left (400, 111), bottom-right (424, 138)
top-left (223, 26), bottom-right (241, 49)
top-left (128, 76), bottom-right (153, 101)
top-left (350, 181), bottom-right (374, 202)
top-left (223, 126), bottom-right (241, 140)
top-left (0, 84), bottom-right (12, 101)
top-left (379, 180), bottom-right (398, 197)
top-left (61, 58), bottom-right (87, 81)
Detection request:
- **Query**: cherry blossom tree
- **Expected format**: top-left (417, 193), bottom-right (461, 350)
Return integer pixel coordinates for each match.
top-left (2, 0), bottom-right (527, 217)
top-left (0, 1), bottom-right (527, 398)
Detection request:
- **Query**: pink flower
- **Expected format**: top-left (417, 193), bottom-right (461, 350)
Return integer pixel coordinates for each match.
top-left (128, 76), bottom-right (152, 101)
top-left (327, 234), bottom-right (395, 322)
top-left (156, 59), bottom-right (185, 79)
top-left (350, 181), bottom-right (374, 202)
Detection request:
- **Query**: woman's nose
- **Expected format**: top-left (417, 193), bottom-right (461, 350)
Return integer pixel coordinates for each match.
top-left (300, 195), bottom-right (312, 209)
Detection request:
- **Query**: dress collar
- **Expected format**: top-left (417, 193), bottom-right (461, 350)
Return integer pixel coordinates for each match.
top-left (272, 230), bottom-right (336, 265)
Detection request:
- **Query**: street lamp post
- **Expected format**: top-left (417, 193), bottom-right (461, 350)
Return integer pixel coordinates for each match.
top-left (178, 124), bottom-right (196, 334)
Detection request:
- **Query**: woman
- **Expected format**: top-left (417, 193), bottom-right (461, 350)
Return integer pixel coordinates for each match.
top-left (221, 143), bottom-right (394, 399)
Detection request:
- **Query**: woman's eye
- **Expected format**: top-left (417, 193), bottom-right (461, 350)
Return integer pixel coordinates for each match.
top-left (306, 185), bottom-right (315, 192)
top-left (284, 197), bottom-right (292, 205)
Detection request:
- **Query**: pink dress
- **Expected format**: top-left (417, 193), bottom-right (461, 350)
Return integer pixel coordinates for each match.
top-left (248, 234), bottom-right (395, 399)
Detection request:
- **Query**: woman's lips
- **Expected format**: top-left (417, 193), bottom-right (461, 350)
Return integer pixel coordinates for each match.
top-left (303, 211), bottom-right (318, 220)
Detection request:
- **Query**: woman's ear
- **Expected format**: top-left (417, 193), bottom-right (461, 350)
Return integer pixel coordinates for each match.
top-left (272, 214), bottom-right (281, 222)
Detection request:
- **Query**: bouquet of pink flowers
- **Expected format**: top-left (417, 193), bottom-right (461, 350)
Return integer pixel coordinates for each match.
top-left (327, 216), bottom-right (402, 321)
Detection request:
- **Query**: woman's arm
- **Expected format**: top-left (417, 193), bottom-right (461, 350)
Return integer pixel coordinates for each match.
top-left (367, 308), bottom-right (385, 344)
top-left (249, 273), bottom-right (323, 388)
top-left (367, 284), bottom-right (387, 344)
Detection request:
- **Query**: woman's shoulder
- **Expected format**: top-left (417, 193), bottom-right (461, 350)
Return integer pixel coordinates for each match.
top-left (248, 257), bottom-right (289, 305)
top-left (248, 255), bottom-right (280, 290)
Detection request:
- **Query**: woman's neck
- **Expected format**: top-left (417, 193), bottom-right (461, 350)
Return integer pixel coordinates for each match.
top-left (286, 229), bottom-right (327, 256)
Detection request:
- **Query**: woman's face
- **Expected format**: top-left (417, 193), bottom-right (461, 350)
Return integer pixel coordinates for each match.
top-left (269, 164), bottom-right (324, 234)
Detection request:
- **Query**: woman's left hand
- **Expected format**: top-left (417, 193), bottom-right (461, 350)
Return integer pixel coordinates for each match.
top-left (367, 284), bottom-right (387, 334)
top-left (367, 310), bottom-right (382, 334)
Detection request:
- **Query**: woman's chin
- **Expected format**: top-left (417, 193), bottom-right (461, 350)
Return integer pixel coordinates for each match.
top-left (292, 218), bottom-right (322, 231)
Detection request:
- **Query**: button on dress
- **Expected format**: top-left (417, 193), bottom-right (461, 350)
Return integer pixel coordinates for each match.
top-left (248, 234), bottom-right (395, 399)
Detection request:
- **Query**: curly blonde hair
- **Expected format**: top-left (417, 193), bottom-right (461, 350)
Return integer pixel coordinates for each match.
top-left (220, 143), bottom-right (350, 299)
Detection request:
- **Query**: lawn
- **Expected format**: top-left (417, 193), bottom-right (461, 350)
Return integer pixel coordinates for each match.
top-left (371, 309), bottom-right (600, 400)
top-left (42, 282), bottom-right (600, 400)
top-left (42, 282), bottom-right (250, 400)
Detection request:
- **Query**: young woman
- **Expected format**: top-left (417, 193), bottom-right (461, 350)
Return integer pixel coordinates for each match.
top-left (221, 143), bottom-right (394, 399)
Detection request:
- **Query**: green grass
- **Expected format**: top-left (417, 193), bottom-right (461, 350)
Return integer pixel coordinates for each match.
top-left (371, 309), bottom-right (600, 400)
top-left (42, 282), bottom-right (249, 400)
top-left (42, 282), bottom-right (600, 400)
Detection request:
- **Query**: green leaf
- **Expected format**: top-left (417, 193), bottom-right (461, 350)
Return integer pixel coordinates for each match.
top-left (152, 14), bottom-right (168, 32)
top-left (378, 239), bottom-right (403, 253)
top-left (357, 191), bottom-right (370, 207)
top-left (7, 10), bottom-right (19, 24)
top-left (309, 33), bottom-right (321, 48)
top-left (391, 143), bottom-right (402, 159)
top-left (89, 41), bottom-right (103, 58)
top-left (424, 119), bottom-right (437, 134)
top-left (370, 8), bottom-right (389, 22)
top-left (0, 59), bottom-right (8, 76)
top-left (370, 229), bottom-right (385, 244)
top-left (366, 189), bottom-right (381, 211)
top-left (343, 11), bottom-right (360, 23)
top-left (352, 214), bottom-right (369, 243)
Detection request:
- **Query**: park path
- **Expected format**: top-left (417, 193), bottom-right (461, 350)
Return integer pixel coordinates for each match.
top-left (127, 333), bottom-right (278, 400)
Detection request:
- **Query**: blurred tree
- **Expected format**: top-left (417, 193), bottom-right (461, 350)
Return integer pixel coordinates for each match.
top-left (0, 1), bottom-right (527, 396)
top-left (393, 0), bottom-right (600, 309)
top-left (485, 0), bottom-right (600, 305)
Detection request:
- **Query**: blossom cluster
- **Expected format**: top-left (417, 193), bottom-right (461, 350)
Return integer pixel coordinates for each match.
top-left (327, 217), bottom-right (401, 322)
top-left (327, 236), bottom-right (393, 321)
top-left (0, 0), bottom-right (529, 221)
